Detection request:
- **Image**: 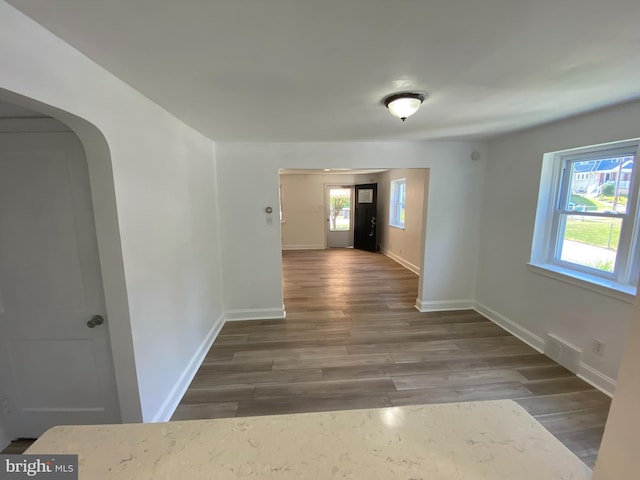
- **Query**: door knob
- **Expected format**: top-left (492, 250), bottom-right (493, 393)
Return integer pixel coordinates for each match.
top-left (87, 315), bottom-right (105, 328)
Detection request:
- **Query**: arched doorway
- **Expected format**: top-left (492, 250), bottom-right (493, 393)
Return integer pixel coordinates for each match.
top-left (0, 92), bottom-right (140, 444)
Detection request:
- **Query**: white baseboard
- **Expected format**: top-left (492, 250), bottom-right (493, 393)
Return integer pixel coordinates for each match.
top-left (474, 301), bottom-right (616, 397)
top-left (150, 313), bottom-right (224, 422)
top-left (225, 306), bottom-right (286, 321)
top-left (473, 302), bottom-right (545, 353)
top-left (282, 244), bottom-right (325, 251)
top-left (381, 248), bottom-right (420, 274)
top-left (578, 362), bottom-right (615, 397)
top-left (415, 299), bottom-right (474, 312)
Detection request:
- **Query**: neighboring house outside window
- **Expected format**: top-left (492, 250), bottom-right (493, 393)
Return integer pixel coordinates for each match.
top-left (530, 140), bottom-right (640, 296)
top-left (390, 178), bottom-right (406, 229)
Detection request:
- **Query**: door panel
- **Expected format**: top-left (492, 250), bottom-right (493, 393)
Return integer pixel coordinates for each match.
top-left (8, 339), bottom-right (102, 409)
top-left (0, 132), bottom-right (121, 438)
top-left (1, 154), bottom-right (86, 310)
top-left (354, 183), bottom-right (377, 252)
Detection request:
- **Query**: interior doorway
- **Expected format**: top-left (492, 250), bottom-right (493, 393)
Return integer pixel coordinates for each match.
top-left (0, 99), bottom-right (121, 440)
top-left (279, 168), bottom-right (429, 312)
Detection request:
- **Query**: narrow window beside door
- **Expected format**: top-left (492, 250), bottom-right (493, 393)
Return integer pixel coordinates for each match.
top-left (390, 178), bottom-right (406, 229)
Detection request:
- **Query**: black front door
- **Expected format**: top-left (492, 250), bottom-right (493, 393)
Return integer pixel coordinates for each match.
top-left (354, 183), bottom-right (377, 252)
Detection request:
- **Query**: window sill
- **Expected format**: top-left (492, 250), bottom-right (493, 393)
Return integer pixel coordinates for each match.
top-left (527, 262), bottom-right (636, 303)
top-left (389, 224), bottom-right (405, 231)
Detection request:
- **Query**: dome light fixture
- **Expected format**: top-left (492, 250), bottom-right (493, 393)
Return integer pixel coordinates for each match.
top-left (383, 92), bottom-right (427, 121)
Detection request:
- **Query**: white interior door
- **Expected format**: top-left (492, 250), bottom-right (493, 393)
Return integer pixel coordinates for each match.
top-left (326, 185), bottom-right (353, 248)
top-left (0, 131), bottom-right (121, 438)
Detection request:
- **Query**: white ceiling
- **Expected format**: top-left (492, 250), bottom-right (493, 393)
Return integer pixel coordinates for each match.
top-left (7, 0), bottom-right (640, 142)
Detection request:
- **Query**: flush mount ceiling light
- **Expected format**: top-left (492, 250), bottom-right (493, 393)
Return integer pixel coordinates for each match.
top-left (383, 92), bottom-right (427, 121)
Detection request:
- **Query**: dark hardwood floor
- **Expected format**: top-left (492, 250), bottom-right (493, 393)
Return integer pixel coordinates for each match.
top-left (174, 248), bottom-right (611, 468)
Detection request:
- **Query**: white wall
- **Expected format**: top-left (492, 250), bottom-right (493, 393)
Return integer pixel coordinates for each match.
top-left (375, 169), bottom-right (428, 273)
top-left (280, 172), bottom-right (378, 250)
top-left (280, 174), bottom-right (327, 249)
top-left (0, 1), bottom-right (224, 422)
top-left (476, 100), bottom-right (640, 392)
top-left (593, 297), bottom-right (640, 478)
top-left (216, 141), bottom-right (485, 319)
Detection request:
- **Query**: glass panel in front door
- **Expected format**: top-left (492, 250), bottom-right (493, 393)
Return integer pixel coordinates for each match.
top-left (329, 187), bottom-right (351, 231)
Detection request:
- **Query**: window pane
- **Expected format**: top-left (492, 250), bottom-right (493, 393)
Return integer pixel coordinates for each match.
top-left (329, 188), bottom-right (350, 231)
top-left (566, 156), bottom-right (634, 214)
top-left (397, 202), bottom-right (405, 226)
top-left (558, 215), bottom-right (621, 273)
top-left (390, 179), bottom-right (406, 228)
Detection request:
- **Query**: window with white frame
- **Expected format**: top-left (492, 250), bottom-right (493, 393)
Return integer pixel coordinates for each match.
top-left (389, 178), bottom-right (406, 229)
top-left (530, 140), bottom-right (640, 294)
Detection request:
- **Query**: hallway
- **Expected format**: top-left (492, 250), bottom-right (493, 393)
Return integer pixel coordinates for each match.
top-left (173, 249), bottom-right (610, 468)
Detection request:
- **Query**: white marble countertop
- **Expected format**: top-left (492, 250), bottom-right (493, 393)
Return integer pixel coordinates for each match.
top-left (27, 399), bottom-right (591, 479)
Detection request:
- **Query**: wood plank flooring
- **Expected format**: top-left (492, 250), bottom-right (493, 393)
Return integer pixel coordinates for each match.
top-left (173, 248), bottom-right (611, 468)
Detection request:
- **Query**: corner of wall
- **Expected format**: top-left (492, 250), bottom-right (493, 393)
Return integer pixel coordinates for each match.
top-left (210, 140), bottom-right (225, 303)
top-left (149, 312), bottom-right (225, 422)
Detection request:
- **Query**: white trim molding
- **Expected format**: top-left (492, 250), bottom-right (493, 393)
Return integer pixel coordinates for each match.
top-left (415, 299), bottom-right (474, 312)
top-left (473, 302), bottom-right (545, 353)
top-left (578, 362), bottom-right (616, 397)
top-left (474, 301), bottom-right (616, 397)
top-left (282, 244), bottom-right (326, 251)
top-left (150, 313), bottom-right (224, 422)
top-left (381, 248), bottom-right (420, 275)
top-left (225, 306), bottom-right (286, 321)
top-left (527, 263), bottom-right (635, 303)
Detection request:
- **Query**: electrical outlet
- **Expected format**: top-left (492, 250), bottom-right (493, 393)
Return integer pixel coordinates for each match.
top-left (593, 339), bottom-right (605, 356)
